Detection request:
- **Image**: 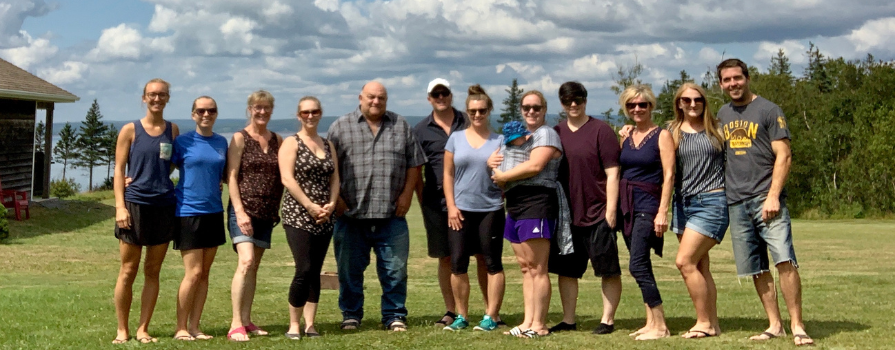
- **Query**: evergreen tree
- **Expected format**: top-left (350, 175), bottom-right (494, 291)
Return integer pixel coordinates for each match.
top-left (74, 99), bottom-right (109, 191)
top-left (610, 60), bottom-right (648, 123)
top-left (101, 124), bottom-right (118, 181)
top-left (53, 123), bottom-right (78, 180)
top-left (498, 79), bottom-right (524, 129)
top-left (655, 70), bottom-right (694, 126)
top-left (34, 121), bottom-right (46, 153)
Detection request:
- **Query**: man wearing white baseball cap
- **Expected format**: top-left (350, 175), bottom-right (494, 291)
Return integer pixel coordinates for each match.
top-left (412, 78), bottom-right (497, 328)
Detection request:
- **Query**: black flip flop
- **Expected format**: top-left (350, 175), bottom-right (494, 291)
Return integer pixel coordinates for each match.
top-left (682, 330), bottom-right (715, 339)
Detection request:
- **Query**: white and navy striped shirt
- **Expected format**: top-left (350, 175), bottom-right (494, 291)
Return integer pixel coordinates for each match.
top-left (675, 130), bottom-right (725, 197)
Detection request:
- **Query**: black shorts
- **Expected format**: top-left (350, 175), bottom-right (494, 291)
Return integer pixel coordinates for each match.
top-left (422, 203), bottom-right (453, 258)
top-left (548, 221), bottom-right (621, 278)
top-left (175, 212), bottom-right (226, 250)
top-left (114, 201), bottom-right (177, 246)
top-left (448, 209), bottom-right (505, 274)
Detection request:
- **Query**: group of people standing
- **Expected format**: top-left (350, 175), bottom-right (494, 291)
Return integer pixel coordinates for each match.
top-left (110, 57), bottom-right (812, 347)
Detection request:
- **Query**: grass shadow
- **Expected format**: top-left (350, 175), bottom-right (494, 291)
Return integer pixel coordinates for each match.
top-left (5, 198), bottom-right (114, 241)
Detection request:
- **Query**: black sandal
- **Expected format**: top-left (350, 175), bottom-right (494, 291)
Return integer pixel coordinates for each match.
top-left (435, 311), bottom-right (456, 327)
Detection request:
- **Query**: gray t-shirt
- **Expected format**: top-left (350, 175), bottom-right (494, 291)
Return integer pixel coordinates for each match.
top-left (498, 125), bottom-right (563, 191)
top-left (444, 130), bottom-right (504, 212)
top-left (717, 96), bottom-right (791, 204)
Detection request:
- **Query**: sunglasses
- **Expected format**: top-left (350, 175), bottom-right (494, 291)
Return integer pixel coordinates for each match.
top-left (194, 108), bottom-right (217, 115)
top-left (429, 91), bottom-right (451, 99)
top-left (560, 96), bottom-right (586, 106)
top-left (680, 97), bottom-right (705, 105)
top-left (625, 102), bottom-right (651, 109)
top-left (467, 108), bottom-right (489, 116)
top-left (521, 105), bottom-right (543, 113)
top-left (299, 109), bottom-right (322, 117)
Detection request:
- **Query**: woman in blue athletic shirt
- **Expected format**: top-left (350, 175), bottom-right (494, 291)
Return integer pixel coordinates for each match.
top-left (170, 96), bottom-right (228, 341)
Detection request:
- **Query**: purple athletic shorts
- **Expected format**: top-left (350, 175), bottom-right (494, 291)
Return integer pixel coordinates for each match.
top-left (504, 216), bottom-right (555, 244)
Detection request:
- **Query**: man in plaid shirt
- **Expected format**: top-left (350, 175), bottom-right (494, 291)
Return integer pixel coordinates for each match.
top-left (328, 81), bottom-right (427, 332)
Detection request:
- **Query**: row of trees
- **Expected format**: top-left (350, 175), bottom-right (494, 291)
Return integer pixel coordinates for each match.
top-left (492, 45), bottom-right (894, 216)
top-left (35, 99), bottom-right (117, 191)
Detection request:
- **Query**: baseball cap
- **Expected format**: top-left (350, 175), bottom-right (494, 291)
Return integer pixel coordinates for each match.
top-left (427, 78), bottom-right (451, 93)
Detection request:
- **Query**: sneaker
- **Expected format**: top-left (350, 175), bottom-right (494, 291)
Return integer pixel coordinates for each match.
top-left (473, 315), bottom-right (498, 331)
top-left (592, 323), bottom-right (614, 334)
top-left (548, 322), bottom-right (577, 333)
top-left (443, 315), bottom-right (468, 331)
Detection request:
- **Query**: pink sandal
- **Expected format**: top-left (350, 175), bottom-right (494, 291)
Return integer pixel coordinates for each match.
top-left (227, 327), bottom-right (249, 342)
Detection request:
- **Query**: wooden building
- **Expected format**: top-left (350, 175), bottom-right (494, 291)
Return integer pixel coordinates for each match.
top-left (0, 57), bottom-right (79, 198)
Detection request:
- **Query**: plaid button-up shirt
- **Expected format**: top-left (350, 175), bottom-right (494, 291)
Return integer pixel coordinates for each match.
top-left (328, 107), bottom-right (427, 219)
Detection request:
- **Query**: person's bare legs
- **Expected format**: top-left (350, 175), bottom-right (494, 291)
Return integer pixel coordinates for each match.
top-left (601, 275), bottom-right (622, 326)
top-left (230, 243), bottom-right (260, 341)
top-left (525, 238), bottom-right (551, 335)
top-left (556, 276), bottom-right (578, 324)
top-left (189, 247), bottom-right (216, 338)
top-left (437, 256), bottom-right (456, 323)
top-left (303, 302), bottom-right (319, 334)
top-left (287, 304), bottom-right (304, 334)
top-left (505, 242), bottom-right (533, 334)
top-left (449, 272), bottom-right (471, 322)
top-left (778, 262), bottom-right (812, 345)
top-left (630, 304), bottom-right (653, 336)
top-left (749, 270), bottom-right (786, 340)
top-left (675, 230), bottom-right (720, 337)
top-left (135, 243), bottom-right (169, 342)
top-left (114, 241), bottom-right (142, 343)
top-left (244, 247), bottom-right (265, 332)
top-left (635, 304), bottom-right (669, 340)
top-left (474, 254), bottom-right (491, 317)
top-left (175, 248), bottom-right (203, 339)
top-left (485, 271), bottom-right (505, 319)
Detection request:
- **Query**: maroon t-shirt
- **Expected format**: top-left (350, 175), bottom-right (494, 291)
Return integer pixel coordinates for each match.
top-left (555, 117), bottom-right (620, 227)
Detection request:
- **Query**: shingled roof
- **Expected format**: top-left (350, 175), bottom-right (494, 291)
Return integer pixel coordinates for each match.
top-left (0, 56), bottom-right (79, 103)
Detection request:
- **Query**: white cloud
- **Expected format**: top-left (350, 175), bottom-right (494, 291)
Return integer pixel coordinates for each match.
top-left (37, 60), bottom-right (88, 85)
top-left (847, 17), bottom-right (895, 52)
top-left (88, 24), bottom-right (143, 61)
top-left (0, 31), bottom-right (57, 69)
top-left (754, 40), bottom-right (808, 66)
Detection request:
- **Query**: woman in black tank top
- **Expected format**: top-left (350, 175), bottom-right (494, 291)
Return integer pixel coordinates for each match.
top-left (112, 78), bottom-right (180, 344)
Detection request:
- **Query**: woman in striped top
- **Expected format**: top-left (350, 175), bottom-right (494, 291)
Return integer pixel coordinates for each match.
top-left (668, 83), bottom-right (728, 339)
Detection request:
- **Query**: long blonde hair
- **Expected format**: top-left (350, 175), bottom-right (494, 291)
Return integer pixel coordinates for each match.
top-left (666, 83), bottom-right (723, 150)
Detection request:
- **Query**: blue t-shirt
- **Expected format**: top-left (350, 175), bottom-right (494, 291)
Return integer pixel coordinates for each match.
top-left (172, 131), bottom-right (228, 216)
top-left (444, 130), bottom-right (504, 212)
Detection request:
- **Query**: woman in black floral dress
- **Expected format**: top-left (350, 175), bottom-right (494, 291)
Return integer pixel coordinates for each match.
top-left (278, 96), bottom-right (340, 339)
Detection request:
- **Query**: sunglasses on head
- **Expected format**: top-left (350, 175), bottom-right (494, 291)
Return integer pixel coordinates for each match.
top-left (194, 108), bottom-right (217, 115)
top-left (680, 97), bottom-right (705, 105)
top-left (429, 91), bottom-right (451, 99)
top-left (521, 105), bottom-right (543, 113)
top-left (299, 109), bottom-right (322, 117)
top-left (560, 96), bottom-right (586, 106)
top-left (467, 108), bottom-right (489, 116)
top-left (625, 102), bottom-right (650, 109)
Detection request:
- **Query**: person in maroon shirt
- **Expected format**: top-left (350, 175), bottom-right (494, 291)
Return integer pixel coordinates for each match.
top-left (549, 81), bottom-right (623, 335)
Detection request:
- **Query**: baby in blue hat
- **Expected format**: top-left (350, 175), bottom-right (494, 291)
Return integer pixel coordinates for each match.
top-left (502, 121), bottom-right (530, 146)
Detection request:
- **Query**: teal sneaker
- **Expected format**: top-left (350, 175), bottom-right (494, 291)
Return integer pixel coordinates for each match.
top-left (443, 315), bottom-right (468, 331)
top-left (473, 315), bottom-right (498, 331)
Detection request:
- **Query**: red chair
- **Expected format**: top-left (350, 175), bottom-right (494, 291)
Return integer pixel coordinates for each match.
top-left (1, 177), bottom-right (30, 221)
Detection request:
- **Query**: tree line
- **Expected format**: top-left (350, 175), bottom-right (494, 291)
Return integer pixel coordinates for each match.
top-left (35, 99), bottom-right (117, 191)
top-left (495, 46), bottom-right (894, 217)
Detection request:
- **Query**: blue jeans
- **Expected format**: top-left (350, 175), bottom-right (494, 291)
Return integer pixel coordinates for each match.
top-left (333, 216), bottom-right (409, 326)
top-left (728, 194), bottom-right (798, 277)
top-left (622, 212), bottom-right (663, 308)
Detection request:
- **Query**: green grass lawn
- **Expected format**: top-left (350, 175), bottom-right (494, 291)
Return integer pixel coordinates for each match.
top-left (1, 192), bottom-right (893, 349)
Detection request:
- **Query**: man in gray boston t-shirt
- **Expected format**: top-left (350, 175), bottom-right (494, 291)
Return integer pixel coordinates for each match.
top-left (716, 59), bottom-right (813, 346)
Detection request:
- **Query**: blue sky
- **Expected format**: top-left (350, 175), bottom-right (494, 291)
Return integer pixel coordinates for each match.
top-left (3, 0), bottom-right (895, 125)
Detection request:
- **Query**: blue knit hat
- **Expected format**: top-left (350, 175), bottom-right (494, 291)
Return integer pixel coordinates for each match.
top-left (502, 121), bottom-right (531, 144)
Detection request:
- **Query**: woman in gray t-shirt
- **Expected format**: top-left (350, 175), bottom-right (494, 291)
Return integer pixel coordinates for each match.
top-left (442, 85), bottom-right (506, 332)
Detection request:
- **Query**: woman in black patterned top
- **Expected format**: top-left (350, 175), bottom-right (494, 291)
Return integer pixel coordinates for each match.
top-left (278, 96), bottom-right (340, 339)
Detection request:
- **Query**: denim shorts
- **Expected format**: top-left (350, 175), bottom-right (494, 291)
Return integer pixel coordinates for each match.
top-left (672, 191), bottom-right (730, 243)
top-left (728, 194), bottom-right (798, 277)
top-left (227, 204), bottom-right (276, 250)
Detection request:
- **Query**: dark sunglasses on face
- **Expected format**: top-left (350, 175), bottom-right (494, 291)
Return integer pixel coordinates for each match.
top-left (194, 108), bottom-right (217, 115)
top-left (625, 102), bottom-right (650, 109)
top-left (560, 96), bottom-right (586, 106)
top-left (680, 97), bottom-right (705, 105)
top-left (299, 109), bottom-right (322, 117)
top-left (467, 108), bottom-right (489, 116)
top-left (521, 105), bottom-right (543, 113)
top-left (430, 91), bottom-right (451, 99)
